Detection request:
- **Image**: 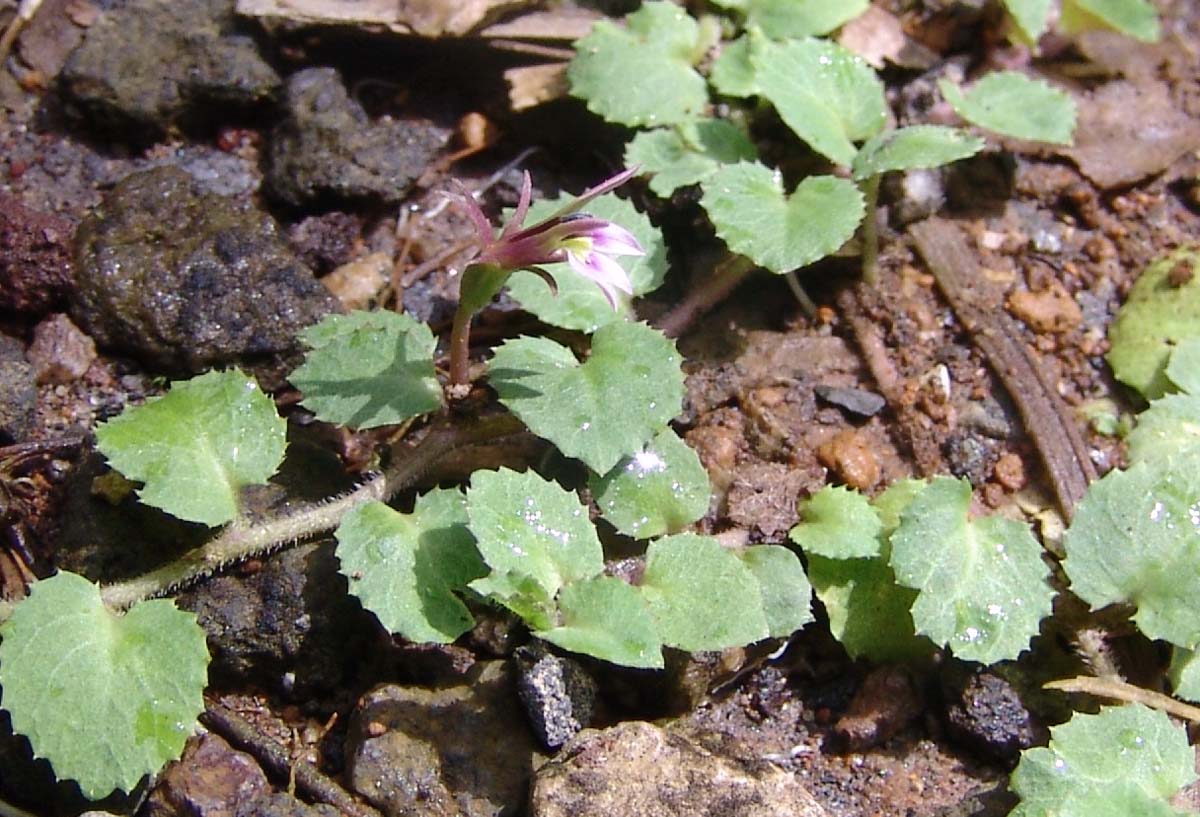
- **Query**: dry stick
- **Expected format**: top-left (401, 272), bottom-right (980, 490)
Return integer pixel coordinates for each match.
top-left (0, 0), bottom-right (43, 64)
top-left (909, 217), bottom-right (1097, 519)
top-left (98, 414), bottom-right (523, 611)
top-left (201, 701), bottom-right (384, 817)
top-left (1045, 676), bottom-right (1200, 725)
top-left (655, 254), bottom-right (756, 339)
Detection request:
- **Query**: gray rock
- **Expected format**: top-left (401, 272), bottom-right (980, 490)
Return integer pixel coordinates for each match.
top-left (530, 721), bottom-right (829, 817)
top-left (176, 542), bottom-right (370, 695)
top-left (265, 67), bottom-right (449, 206)
top-left (236, 793), bottom-right (341, 817)
top-left (813, 385), bottom-right (886, 418)
top-left (71, 167), bottom-right (340, 378)
top-left (27, 313), bottom-right (97, 385)
top-left (345, 661), bottom-right (537, 817)
top-left (942, 665), bottom-right (1043, 763)
top-left (60, 0), bottom-right (280, 135)
top-left (514, 642), bottom-right (597, 749)
top-left (0, 334), bottom-right (36, 443)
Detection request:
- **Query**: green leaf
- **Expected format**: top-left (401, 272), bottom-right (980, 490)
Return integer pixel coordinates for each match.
top-left (738, 545), bottom-right (813, 638)
top-left (890, 477), bottom-right (1054, 662)
top-left (626, 120), bottom-right (758, 198)
top-left (851, 125), bottom-right (984, 181)
top-left (466, 468), bottom-right (604, 602)
top-left (939, 71), bottom-right (1076, 145)
top-left (505, 193), bottom-right (667, 332)
top-left (639, 533), bottom-right (769, 651)
top-left (1168, 646), bottom-right (1200, 703)
top-left (702, 162), bottom-right (865, 274)
top-left (710, 33), bottom-right (761, 98)
top-left (1107, 248), bottom-right (1200, 401)
top-left (1062, 457), bottom-right (1200, 648)
top-left (1011, 705), bottom-right (1195, 817)
top-left (470, 570), bottom-right (557, 631)
top-left (1003, 0), bottom-right (1053, 42)
top-left (335, 491), bottom-right (486, 644)
top-left (752, 37), bottom-right (887, 166)
top-left (95, 368), bottom-right (286, 526)
top-left (490, 321), bottom-right (685, 474)
top-left (290, 310), bottom-right (442, 429)
top-left (711, 0), bottom-right (869, 39)
top-left (536, 576), bottom-right (664, 669)
top-left (1126, 394), bottom-right (1200, 466)
top-left (1166, 338), bottom-right (1200, 395)
top-left (1060, 0), bottom-right (1160, 42)
top-left (807, 553), bottom-right (933, 662)
top-left (0, 571), bottom-right (209, 798)
top-left (590, 428), bottom-right (710, 540)
top-left (790, 484), bottom-right (883, 558)
top-left (568, 1), bottom-right (707, 127)
top-left (873, 478), bottom-right (930, 533)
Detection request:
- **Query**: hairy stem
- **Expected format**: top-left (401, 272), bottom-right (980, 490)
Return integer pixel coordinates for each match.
top-left (860, 174), bottom-right (881, 286)
top-left (655, 253), bottom-right (755, 339)
top-left (98, 414), bottom-right (523, 611)
top-left (448, 304), bottom-right (475, 388)
top-left (1045, 676), bottom-right (1200, 724)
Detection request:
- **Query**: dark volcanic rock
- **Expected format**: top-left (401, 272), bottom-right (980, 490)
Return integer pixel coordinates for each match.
top-left (514, 642), bottom-right (598, 749)
top-left (60, 0), bottom-right (280, 135)
top-left (265, 67), bottom-right (449, 206)
top-left (71, 167), bottom-right (340, 378)
top-left (0, 193), bottom-right (73, 317)
top-left (0, 334), bottom-right (37, 443)
top-left (942, 665), bottom-right (1043, 763)
top-left (145, 734), bottom-right (268, 817)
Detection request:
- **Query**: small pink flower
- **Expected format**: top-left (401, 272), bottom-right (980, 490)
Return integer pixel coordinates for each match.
top-left (457, 167), bottom-right (644, 308)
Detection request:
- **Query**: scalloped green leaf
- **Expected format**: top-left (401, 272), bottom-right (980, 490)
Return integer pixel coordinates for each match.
top-left (95, 368), bottom-right (286, 526)
top-left (536, 576), bottom-right (664, 669)
top-left (890, 477), bottom-right (1054, 662)
top-left (505, 193), bottom-right (667, 332)
top-left (807, 553), bottom-right (933, 662)
top-left (489, 321), bottom-right (685, 474)
top-left (470, 570), bottom-right (556, 631)
top-left (873, 478), bottom-right (930, 533)
top-left (466, 468), bottom-right (603, 603)
top-left (640, 533), bottom-right (769, 651)
top-left (790, 484), bottom-right (883, 558)
top-left (626, 120), bottom-right (758, 198)
top-left (711, 0), bottom-right (869, 38)
top-left (1166, 338), bottom-right (1200, 395)
top-left (1062, 457), bottom-right (1200, 648)
top-left (1168, 646), bottom-right (1200, 703)
top-left (1061, 0), bottom-right (1160, 42)
top-left (752, 37), bottom-right (886, 166)
top-left (590, 428), bottom-right (710, 540)
top-left (851, 125), bottom-right (984, 180)
top-left (0, 571), bottom-right (209, 799)
top-left (738, 545), bottom-right (813, 637)
top-left (710, 33), bottom-right (761, 97)
top-left (289, 310), bottom-right (442, 429)
top-left (1126, 394), bottom-right (1200, 466)
top-left (335, 491), bottom-right (486, 644)
top-left (567, 1), bottom-right (707, 127)
top-left (1003, 0), bottom-right (1053, 42)
top-left (939, 71), bottom-right (1076, 145)
top-left (1011, 705), bottom-right (1194, 817)
top-left (702, 162), bottom-right (865, 274)
top-left (1107, 248), bottom-right (1200, 401)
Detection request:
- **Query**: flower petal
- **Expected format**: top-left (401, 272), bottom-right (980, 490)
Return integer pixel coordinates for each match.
top-left (567, 249), bottom-right (634, 309)
top-left (451, 181), bottom-right (496, 248)
top-left (500, 171), bottom-right (534, 240)
top-left (547, 166), bottom-right (640, 221)
top-left (588, 223), bottom-right (644, 257)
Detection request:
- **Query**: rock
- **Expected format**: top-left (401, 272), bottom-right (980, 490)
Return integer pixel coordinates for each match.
top-left (530, 721), bottom-right (828, 817)
top-left (941, 665), bottom-right (1043, 763)
top-left (26, 313), bottom-right (97, 384)
top-left (814, 385), bottom-right (886, 418)
top-left (0, 334), bottom-right (36, 443)
top-left (265, 68), bottom-right (449, 206)
top-left (176, 542), bottom-right (370, 695)
top-left (345, 661), bottom-right (537, 817)
top-left (1007, 283), bottom-right (1082, 334)
top-left (144, 734), bottom-right (268, 817)
top-left (0, 193), bottom-right (73, 317)
top-left (943, 431), bottom-right (997, 486)
top-left (833, 666), bottom-right (924, 751)
top-left (71, 167), bottom-right (340, 378)
top-left (59, 0), bottom-right (280, 135)
top-left (288, 212), bottom-right (362, 275)
top-left (817, 428), bottom-right (881, 491)
top-left (514, 642), bottom-right (598, 749)
top-left (889, 167), bottom-right (946, 226)
top-left (235, 793), bottom-right (341, 817)
top-left (322, 253), bottom-right (390, 310)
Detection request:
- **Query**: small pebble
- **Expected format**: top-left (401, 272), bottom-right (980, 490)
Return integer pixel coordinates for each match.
top-left (814, 385), bottom-right (886, 418)
top-left (27, 313), bottom-right (97, 385)
top-left (818, 429), bottom-right (881, 491)
top-left (1007, 283), bottom-right (1082, 333)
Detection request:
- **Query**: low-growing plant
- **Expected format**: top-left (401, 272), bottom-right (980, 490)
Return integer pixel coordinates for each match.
top-left (0, 169), bottom-right (810, 800)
